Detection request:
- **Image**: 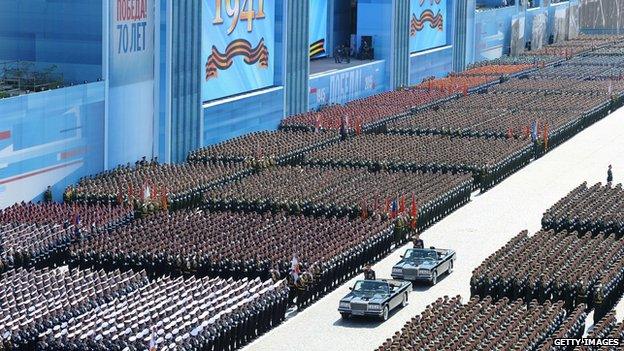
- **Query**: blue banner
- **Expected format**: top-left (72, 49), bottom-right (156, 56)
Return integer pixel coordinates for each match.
top-left (309, 0), bottom-right (328, 59)
top-left (0, 83), bottom-right (105, 208)
top-left (308, 60), bottom-right (387, 110)
top-left (108, 0), bottom-right (155, 168)
top-left (202, 0), bottom-right (276, 102)
top-left (110, 0), bottom-right (155, 86)
top-left (409, 0), bottom-right (447, 53)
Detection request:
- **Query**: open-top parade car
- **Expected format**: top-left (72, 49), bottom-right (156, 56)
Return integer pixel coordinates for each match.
top-left (338, 279), bottom-right (412, 321)
top-left (391, 247), bottom-right (456, 285)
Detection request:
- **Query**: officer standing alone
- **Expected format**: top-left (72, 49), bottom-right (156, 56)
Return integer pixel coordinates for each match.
top-left (412, 233), bottom-right (424, 249)
top-left (363, 264), bottom-right (376, 280)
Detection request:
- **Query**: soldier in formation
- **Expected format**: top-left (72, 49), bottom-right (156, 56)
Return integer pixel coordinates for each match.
top-left (68, 209), bottom-right (395, 309)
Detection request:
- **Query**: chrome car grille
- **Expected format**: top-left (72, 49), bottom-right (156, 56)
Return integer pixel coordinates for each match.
top-left (403, 267), bottom-right (417, 279)
top-left (351, 302), bottom-right (368, 311)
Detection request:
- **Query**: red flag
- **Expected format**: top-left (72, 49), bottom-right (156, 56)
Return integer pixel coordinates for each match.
top-left (410, 194), bottom-right (418, 229)
top-left (360, 198), bottom-right (368, 220)
top-left (355, 119), bottom-right (362, 135)
top-left (384, 198), bottom-right (391, 213)
top-left (399, 196), bottom-right (405, 213)
top-left (543, 124), bottom-right (549, 150)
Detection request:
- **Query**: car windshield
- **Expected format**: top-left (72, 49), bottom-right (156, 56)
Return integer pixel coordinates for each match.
top-left (352, 281), bottom-right (389, 295)
top-left (405, 249), bottom-right (438, 261)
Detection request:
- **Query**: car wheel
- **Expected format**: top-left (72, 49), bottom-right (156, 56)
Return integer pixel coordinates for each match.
top-left (380, 306), bottom-right (389, 321)
top-left (448, 260), bottom-right (454, 274)
top-left (401, 292), bottom-right (408, 307)
top-left (431, 272), bottom-right (438, 286)
top-left (340, 313), bottom-right (350, 320)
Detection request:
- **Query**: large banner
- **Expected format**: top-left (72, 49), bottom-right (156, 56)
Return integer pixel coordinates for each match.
top-left (108, 0), bottom-right (155, 167)
top-left (110, 0), bottom-right (155, 86)
top-left (309, 0), bottom-right (328, 59)
top-left (0, 83), bottom-right (105, 208)
top-left (409, 0), bottom-right (447, 53)
top-left (308, 61), bottom-right (386, 110)
top-left (202, 0), bottom-right (276, 102)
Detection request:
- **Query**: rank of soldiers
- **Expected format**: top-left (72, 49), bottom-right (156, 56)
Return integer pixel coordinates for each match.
top-left (562, 311), bottom-right (624, 350)
top-left (389, 88), bottom-right (610, 141)
top-left (0, 202), bottom-right (134, 229)
top-left (0, 266), bottom-right (148, 350)
top-left (491, 78), bottom-right (624, 97)
top-left (452, 63), bottom-right (537, 78)
top-left (68, 209), bottom-right (394, 308)
top-left (566, 54), bottom-right (624, 67)
top-left (529, 64), bottom-right (624, 81)
top-left (204, 165), bottom-right (473, 229)
top-left (414, 75), bottom-right (501, 95)
top-left (470, 229), bottom-right (624, 323)
top-left (375, 295), bottom-right (586, 351)
top-left (542, 182), bottom-right (624, 235)
top-left (468, 55), bottom-right (563, 68)
top-left (302, 134), bottom-right (532, 191)
top-left (278, 88), bottom-right (451, 131)
top-left (187, 130), bottom-right (339, 165)
top-left (71, 160), bottom-right (252, 210)
top-left (37, 276), bottom-right (288, 351)
top-left (0, 203), bottom-right (134, 272)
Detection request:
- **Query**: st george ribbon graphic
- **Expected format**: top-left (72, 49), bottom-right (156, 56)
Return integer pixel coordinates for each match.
top-left (205, 38), bottom-right (269, 80)
top-left (410, 9), bottom-right (443, 36)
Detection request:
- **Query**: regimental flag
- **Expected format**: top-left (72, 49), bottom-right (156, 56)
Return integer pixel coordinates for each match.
top-left (355, 119), bottom-right (362, 135)
top-left (399, 196), bottom-right (406, 214)
top-left (360, 198), bottom-right (368, 220)
top-left (143, 183), bottom-right (151, 201)
top-left (531, 120), bottom-right (539, 142)
top-left (309, 39), bottom-right (326, 58)
top-left (373, 196), bottom-right (380, 214)
top-left (410, 194), bottom-right (418, 230)
top-left (290, 255), bottom-right (301, 281)
top-left (390, 198), bottom-right (398, 219)
top-left (149, 327), bottom-right (157, 351)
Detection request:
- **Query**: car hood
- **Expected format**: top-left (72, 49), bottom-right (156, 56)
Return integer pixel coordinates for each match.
top-left (394, 259), bottom-right (437, 269)
top-left (340, 292), bottom-right (387, 304)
